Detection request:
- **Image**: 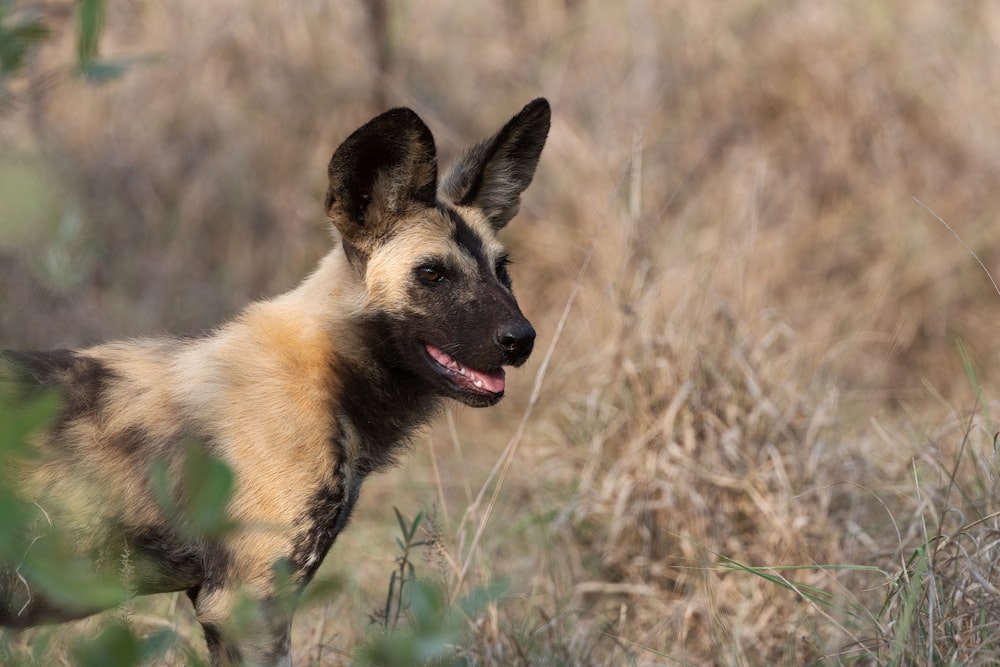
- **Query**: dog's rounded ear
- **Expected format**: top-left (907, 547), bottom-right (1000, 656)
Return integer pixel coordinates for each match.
top-left (440, 98), bottom-right (550, 231)
top-left (325, 108), bottom-right (438, 256)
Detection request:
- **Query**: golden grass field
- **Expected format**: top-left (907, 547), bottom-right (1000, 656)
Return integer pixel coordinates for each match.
top-left (3, 1), bottom-right (1000, 664)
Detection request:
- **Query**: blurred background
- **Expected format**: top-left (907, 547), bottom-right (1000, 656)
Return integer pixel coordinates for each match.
top-left (3, 1), bottom-right (1000, 664)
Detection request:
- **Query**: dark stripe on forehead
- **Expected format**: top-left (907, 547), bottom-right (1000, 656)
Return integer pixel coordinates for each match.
top-left (443, 204), bottom-right (488, 266)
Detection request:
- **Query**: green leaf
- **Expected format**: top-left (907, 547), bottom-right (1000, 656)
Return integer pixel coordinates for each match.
top-left (138, 629), bottom-right (177, 663)
top-left (0, 14), bottom-right (50, 77)
top-left (958, 338), bottom-right (994, 434)
top-left (0, 490), bottom-right (33, 561)
top-left (182, 442), bottom-right (235, 538)
top-left (297, 576), bottom-right (343, 610)
top-left (394, 507), bottom-right (408, 542)
top-left (22, 548), bottom-right (129, 612)
top-left (78, 58), bottom-right (128, 83)
top-left (148, 443), bottom-right (236, 541)
top-left (0, 389), bottom-right (58, 455)
top-left (409, 510), bottom-right (424, 541)
top-left (148, 457), bottom-right (176, 521)
top-left (76, 0), bottom-right (104, 65)
top-left (889, 547), bottom-right (930, 666)
top-left (7, 21), bottom-right (50, 43)
top-left (71, 623), bottom-right (140, 667)
top-left (457, 580), bottom-right (507, 618)
top-left (408, 580), bottom-right (447, 633)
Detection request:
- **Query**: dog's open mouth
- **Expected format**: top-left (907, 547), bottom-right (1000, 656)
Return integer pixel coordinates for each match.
top-left (425, 343), bottom-right (505, 396)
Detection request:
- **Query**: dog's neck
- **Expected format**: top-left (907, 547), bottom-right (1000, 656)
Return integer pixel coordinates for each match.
top-left (238, 249), bottom-right (442, 475)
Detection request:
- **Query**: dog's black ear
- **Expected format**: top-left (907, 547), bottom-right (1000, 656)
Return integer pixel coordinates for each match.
top-left (440, 98), bottom-right (550, 231)
top-left (325, 108), bottom-right (438, 256)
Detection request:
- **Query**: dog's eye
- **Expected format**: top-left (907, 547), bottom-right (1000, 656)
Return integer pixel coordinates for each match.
top-left (495, 256), bottom-right (512, 284)
top-left (417, 266), bottom-right (447, 284)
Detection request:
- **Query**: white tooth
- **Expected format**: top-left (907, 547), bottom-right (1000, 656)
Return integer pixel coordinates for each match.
top-left (474, 379), bottom-right (483, 388)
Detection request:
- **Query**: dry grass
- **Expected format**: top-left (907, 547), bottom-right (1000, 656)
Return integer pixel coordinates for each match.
top-left (872, 380), bottom-right (1000, 665)
top-left (3, 0), bottom-right (1000, 664)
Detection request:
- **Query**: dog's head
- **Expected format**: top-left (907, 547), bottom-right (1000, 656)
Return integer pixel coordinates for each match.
top-left (324, 99), bottom-right (550, 407)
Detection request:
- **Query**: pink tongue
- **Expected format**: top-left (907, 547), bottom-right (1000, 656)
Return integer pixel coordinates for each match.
top-left (426, 344), bottom-right (506, 394)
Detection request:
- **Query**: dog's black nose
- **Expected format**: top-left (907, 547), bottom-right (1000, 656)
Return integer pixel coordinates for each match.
top-left (497, 321), bottom-right (535, 365)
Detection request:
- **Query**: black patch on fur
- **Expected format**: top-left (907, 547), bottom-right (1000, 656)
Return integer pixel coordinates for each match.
top-left (202, 622), bottom-right (243, 665)
top-left (289, 480), bottom-right (343, 578)
top-left (334, 380), bottom-right (434, 474)
top-left (444, 205), bottom-right (489, 277)
top-left (341, 236), bottom-right (368, 273)
top-left (200, 542), bottom-right (233, 594)
top-left (331, 313), bottom-right (442, 475)
top-left (289, 464), bottom-right (364, 582)
top-left (115, 424), bottom-right (159, 454)
top-left (128, 525), bottom-right (206, 594)
top-left (1, 349), bottom-right (116, 431)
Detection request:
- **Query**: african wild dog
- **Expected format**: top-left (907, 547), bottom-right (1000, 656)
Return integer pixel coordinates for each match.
top-left (0, 98), bottom-right (550, 665)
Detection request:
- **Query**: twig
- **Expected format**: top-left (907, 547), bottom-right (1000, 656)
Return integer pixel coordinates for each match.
top-left (16, 503), bottom-right (53, 617)
top-left (913, 196), bottom-right (1000, 300)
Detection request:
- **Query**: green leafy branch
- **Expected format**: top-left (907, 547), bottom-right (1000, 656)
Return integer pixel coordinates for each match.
top-left (1, 0), bottom-right (135, 101)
